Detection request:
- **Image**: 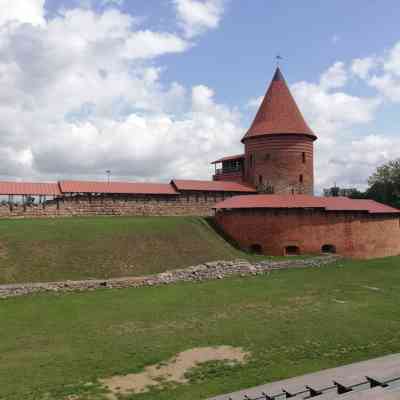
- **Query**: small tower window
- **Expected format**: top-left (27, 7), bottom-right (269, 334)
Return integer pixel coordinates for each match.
top-left (259, 175), bottom-right (263, 185)
top-left (249, 154), bottom-right (253, 168)
top-left (299, 174), bottom-right (303, 184)
top-left (302, 152), bottom-right (306, 163)
top-left (265, 153), bottom-right (270, 161)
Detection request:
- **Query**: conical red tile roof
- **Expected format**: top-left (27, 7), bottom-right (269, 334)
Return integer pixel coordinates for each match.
top-left (242, 68), bottom-right (317, 142)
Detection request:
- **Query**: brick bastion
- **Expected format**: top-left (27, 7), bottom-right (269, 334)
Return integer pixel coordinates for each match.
top-left (214, 195), bottom-right (400, 259)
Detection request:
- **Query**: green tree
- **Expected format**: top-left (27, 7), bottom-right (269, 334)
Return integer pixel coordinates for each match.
top-left (348, 189), bottom-right (367, 200)
top-left (366, 159), bottom-right (400, 208)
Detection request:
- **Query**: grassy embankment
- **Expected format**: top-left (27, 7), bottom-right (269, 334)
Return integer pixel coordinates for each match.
top-left (1, 256), bottom-right (400, 399)
top-left (0, 216), bottom-right (281, 285)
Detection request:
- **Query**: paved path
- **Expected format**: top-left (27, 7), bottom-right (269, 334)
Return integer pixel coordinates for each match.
top-left (208, 353), bottom-right (400, 399)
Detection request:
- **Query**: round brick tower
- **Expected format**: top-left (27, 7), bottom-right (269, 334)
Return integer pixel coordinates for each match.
top-left (242, 67), bottom-right (317, 195)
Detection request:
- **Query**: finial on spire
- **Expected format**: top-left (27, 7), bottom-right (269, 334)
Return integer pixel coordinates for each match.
top-left (276, 54), bottom-right (283, 66)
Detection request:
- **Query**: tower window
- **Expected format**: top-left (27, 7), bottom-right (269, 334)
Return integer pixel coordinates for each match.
top-left (302, 152), bottom-right (306, 163)
top-left (249, 154), bottom-right (253, 168)
top-left (265, 153), bottom-right (270, 161)
top-left (299, 174), bottom-right (303, 184)
top-left (259, 175), bottom-right (263, 184)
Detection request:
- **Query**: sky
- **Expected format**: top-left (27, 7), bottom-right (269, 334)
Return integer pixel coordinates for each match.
top-left (0, 0), bottom-right (400, 193)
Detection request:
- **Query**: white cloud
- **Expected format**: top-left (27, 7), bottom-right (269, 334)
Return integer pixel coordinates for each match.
top-left (361, 42), bottom-right (400, 102)
top-left (351, 41), bottom-right (400, 103)
top-left (351, 57), bottom-right (378, 79)
top-left (310, 42), bottom-right (400, 190)
top-left (290, 63), bottom-right (383, 192)
top-left (325, 134), bottom-right (400, 189)
top-left (0, 5), bottom-right (240, 182)
top-left (30, 86), bottom-right (242, 180)
top-left (292, 82), bottom-right (379, 141)
top-left (174, 0), bottom-right (225, 38)
top-left (369, 74), bottom-right (400, 102)
top-left (0, 0), bottom-right (45, 27)
top-left (293, 80), bottom-right (381, 191)
top-left (320, 62), bottom-right (348, 90)
top-left (123, 30), bottom-right (189, 59)
top-left (384, 41), bottom-right (400, 76)
top-left (246, 96), bottom-right (263, 109)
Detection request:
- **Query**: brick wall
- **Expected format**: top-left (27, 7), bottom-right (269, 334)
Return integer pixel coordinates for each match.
top-left (244, 135), bottom-right (314, 195)
top-left (0, 192), bottom-right (234, 218)
top-left (216, 208), bottom-right (400, 259)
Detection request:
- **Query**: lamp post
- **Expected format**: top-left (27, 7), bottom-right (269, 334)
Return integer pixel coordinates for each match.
top-left (106, 170), bottom-right (111, 184)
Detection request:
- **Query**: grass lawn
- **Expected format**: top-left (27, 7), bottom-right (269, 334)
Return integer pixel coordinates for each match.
top-left (1, 256), bottom-right (400, 399)
top-left (0, 216), bottom-right (278, 285)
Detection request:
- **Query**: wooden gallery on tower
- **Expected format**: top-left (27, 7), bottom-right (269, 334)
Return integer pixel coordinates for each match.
top-left (213, 67), bottom-right (400, 260)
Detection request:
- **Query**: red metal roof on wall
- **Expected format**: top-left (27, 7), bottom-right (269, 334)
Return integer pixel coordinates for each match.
top-left (211, 154), bottom-right (245, 164)
top-left (0, 182), bottom-right (61, 196)
top-left (242, 67), bottom-right (317, 142)
top-left (59, 181), bottom-right (178, 195)
top-left (214, 194), bottom-right (400, 214)
top-left (171, 179), bottom-right (256, 193)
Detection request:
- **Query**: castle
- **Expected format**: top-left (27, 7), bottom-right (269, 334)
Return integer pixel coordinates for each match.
top-left (210, 68), bottom-right (400, 260)
top-left (0, 67), bottom-right (399, 259)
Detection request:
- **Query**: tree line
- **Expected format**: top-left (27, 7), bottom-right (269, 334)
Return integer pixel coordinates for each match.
top-left (324, 159), bottom-right (400, 209)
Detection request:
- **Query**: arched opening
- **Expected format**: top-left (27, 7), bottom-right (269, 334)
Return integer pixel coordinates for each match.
top-left (249, 244), bottom-right (263, 254)
top-left (285, 246), bottom-right (300, 256)
top-left (321, 244), bottom-right (336, 254)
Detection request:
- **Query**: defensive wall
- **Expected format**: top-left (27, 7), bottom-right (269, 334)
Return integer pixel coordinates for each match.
top-left (214, 195), bottom-right (400, 259)
top-left (0, 193), bottom-right (221, 218)
top-left (0, 179), bottom-right (256, 218)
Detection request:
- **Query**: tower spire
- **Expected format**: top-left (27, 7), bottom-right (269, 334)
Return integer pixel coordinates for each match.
top-left (242, 67), bottom-right (316, 142)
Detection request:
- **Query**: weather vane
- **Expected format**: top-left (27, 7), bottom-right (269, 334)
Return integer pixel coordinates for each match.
top-left (276, 54), bottom-right (283, 66)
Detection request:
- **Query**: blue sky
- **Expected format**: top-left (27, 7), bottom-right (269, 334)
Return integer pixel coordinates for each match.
top-left (45, 1), bottom-right (400, 106)
top-left (0, 0), bottom-right (399, 192)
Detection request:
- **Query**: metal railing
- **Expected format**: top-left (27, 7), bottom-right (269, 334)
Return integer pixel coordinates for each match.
top-left (222, 374), bottom-right (400, 400)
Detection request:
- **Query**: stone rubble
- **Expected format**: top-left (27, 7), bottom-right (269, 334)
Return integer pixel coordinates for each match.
top-left (0, 255), bottom-right (340, 299)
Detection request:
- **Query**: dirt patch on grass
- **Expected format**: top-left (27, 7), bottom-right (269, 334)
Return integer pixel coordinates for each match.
top-left (101, 346), bottom-right (250, 398)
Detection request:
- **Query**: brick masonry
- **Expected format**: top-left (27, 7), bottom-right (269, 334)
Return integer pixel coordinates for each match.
top-left (0, 192), bottom-right (234, 218)
top-left (216, 208), bottom-right (400, 259)
top-left (244, 134), bottom-right (314, 195)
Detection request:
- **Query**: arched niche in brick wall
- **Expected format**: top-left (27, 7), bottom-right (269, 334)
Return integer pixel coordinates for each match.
top-left (321, 244), bottom-right (337, 254)
top-left (285, 245), bottom-right (300, 256)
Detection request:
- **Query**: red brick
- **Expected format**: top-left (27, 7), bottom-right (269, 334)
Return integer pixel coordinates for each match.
top-left (216, 209), bottom-right (400, 259)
